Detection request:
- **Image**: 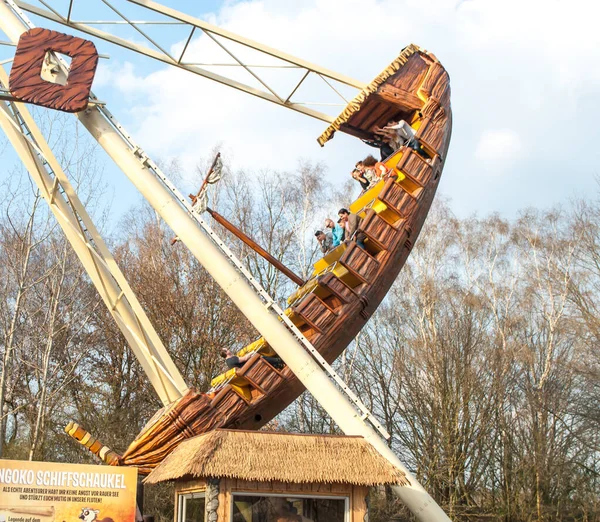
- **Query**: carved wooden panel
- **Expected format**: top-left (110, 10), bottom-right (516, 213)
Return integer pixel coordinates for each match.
top-left (323, 294), bottom-right (343, 311)
top-left (431, 90), bottom-right (451, 119)
top-left (340, 243), bottom-right (380, 284)
top-left (202, 386), bottom-right (248, 429)
top-left (431, 71), bottom-right (450, 103)
top-left (375, 84), bottom-right (423, 112)
top-left (9, 28), bottom-right (98, 113)
top-left (244, 357), bottom-right (283, 395)
top-left (388, 52), bottom-right (429, 93)
top-left (355, 97), bottom-right (395, 130)
top-left (417, 73), bottom-right (451, 160)
top-left (361, 209), bottom-right (401, 251)
top-left (421, 97), bottom-right (441, 119)
top-left (397, 148), bottom-right (432, 186)
top-left (118, 389), bottom-right (248, 473)
top-left (419, 62), bottom-right (445, 99)
top-left (318, 272), bottom-right (357, 304)
top-left (379, 179), bottom-right (418, 218)
top-left (416, 117), bottom-right (444, 158)
top-left (293, 293), bottom-right (337, 333)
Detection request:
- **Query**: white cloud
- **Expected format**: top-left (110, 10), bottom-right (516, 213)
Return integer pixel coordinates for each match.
top-left (91, 0), bottom-right (600, 216)
top-left (475, 129), bottom-right (523, 165)
top-left (95, 61), bottom-right (138, 92)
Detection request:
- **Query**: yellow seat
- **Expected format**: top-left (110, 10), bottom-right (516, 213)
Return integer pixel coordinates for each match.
top-left (238, 338), bottom-right (276, 358)
top-left (287, 277), bottom-right (319, 306)
top-left (209, 367), bottom-right (255, 389)
top-left (212, 339), bottom-right (277, 391)
top-left (291, 247), bottom-right (359, 304)
top-left (284, 143), bottom-right (427, 316)
top-left (210, 368), bottom-right (237, 389)
top-left (328, 261), bottom-right (362, 288)
top-left (288, 258), bottom-right (364, 308)
top-left (210, 368), bottom-right (255, 402)
top-left (313, 243), bottom-right (347, 275)
top-left (230, 383), bottom-right (252, 402)
top-left (349, 172), bottom-right (409, 225)
top-left (349, 179), bottom-right (387, 218)
top-left (284, 307), bottom-right (305, 327)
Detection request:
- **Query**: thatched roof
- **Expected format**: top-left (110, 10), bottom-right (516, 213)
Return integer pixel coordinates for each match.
top-left (317, 44), bottom-right (420, 147)
top-left (145, 429), bottom-right (409, 487)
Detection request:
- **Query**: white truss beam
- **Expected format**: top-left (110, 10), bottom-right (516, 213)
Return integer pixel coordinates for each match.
top-left (13, 0), bottom-right (366, 123)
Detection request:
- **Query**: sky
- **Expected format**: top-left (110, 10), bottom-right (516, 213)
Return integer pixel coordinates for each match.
top-left (2, 0), bottom-right (600, 221)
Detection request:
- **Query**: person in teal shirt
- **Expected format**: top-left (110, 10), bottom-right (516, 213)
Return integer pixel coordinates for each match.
top-left (325, 218), bottom-right (345, 248)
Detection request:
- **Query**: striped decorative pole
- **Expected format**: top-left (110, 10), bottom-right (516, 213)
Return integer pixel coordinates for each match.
top-left (65, 422), bottom-right (121, 465)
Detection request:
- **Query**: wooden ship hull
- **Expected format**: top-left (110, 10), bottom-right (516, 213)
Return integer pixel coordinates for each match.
top-left (67, 44), bottom-right (452, 475)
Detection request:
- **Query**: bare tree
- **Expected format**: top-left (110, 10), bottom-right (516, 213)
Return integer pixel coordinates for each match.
top-left (0, 181), bottom-right (49, 457)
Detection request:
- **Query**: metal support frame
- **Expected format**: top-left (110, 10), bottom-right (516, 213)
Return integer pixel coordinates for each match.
top-left (14, 0), bottom-right (366, 123)
top-left (0, 69), bottom-right (188, 406)
top-left (0, 1), bottom-right (451, 520)
top-left (0, 87), bottom-right (16, 101)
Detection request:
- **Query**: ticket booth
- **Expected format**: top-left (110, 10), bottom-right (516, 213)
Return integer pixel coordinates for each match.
top-left (145, 429), bottom-right (408, 522)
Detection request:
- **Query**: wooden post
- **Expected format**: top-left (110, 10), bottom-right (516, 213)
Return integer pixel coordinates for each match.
top-left (207, 207), bottom-right (305, 287)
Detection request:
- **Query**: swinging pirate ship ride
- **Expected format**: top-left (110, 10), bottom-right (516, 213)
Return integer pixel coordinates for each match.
top-left (0, 0), bottom-right (450, 518)
top-left (68, 43), bottom-right (452, 474)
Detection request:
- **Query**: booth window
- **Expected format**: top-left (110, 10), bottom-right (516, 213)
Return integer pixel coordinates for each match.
top-left (179, 492), bottom-right (206, 522)
top-left (231, 493), bottom-right (348, 522)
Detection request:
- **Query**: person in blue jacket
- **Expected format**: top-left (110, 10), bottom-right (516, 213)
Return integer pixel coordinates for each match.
top-left (324, 218), bottom-right (345, 248)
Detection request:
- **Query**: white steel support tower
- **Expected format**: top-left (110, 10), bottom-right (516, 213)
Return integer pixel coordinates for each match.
top-left (0, 2), bottom-right (452, 520)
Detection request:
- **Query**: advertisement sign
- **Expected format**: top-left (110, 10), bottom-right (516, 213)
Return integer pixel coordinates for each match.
top-left (0, 459), bottom-right (137, 522)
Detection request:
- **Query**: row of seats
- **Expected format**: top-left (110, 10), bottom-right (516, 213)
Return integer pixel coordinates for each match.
top-left (208, 110), bottom-right (442, 406)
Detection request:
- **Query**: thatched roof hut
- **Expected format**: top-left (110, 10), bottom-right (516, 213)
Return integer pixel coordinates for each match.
top-left (145, 429), bottom-right (408, 487)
